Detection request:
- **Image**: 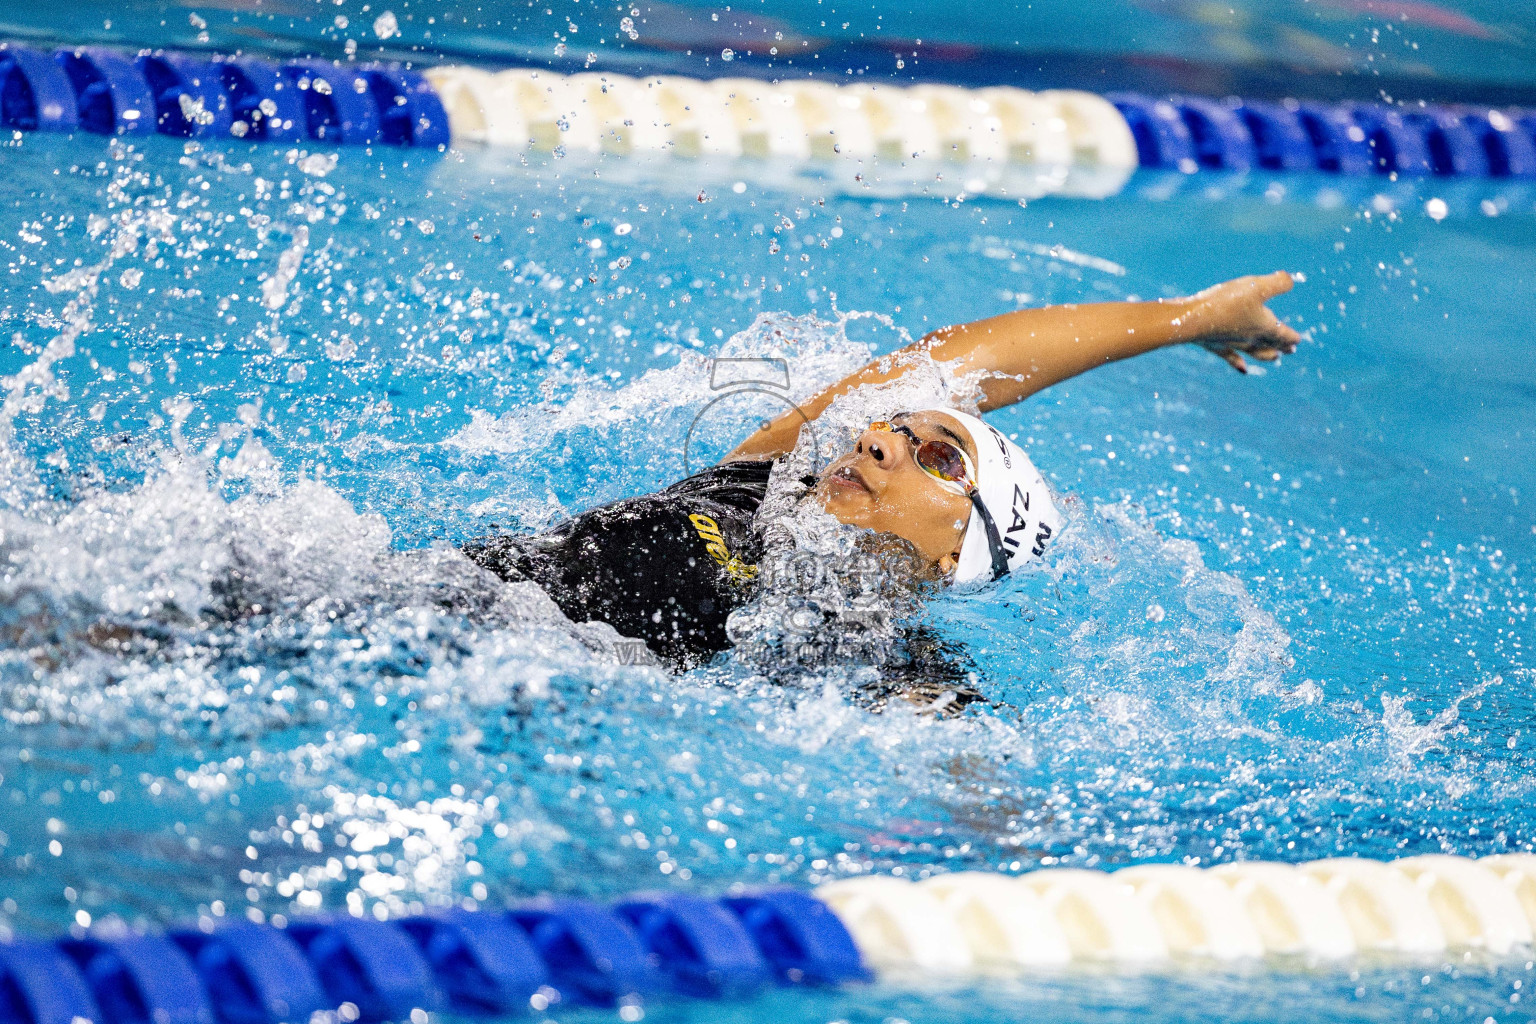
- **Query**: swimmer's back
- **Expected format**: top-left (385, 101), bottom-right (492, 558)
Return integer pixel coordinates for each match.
top-left (463, 460), bottom-right (773, 668)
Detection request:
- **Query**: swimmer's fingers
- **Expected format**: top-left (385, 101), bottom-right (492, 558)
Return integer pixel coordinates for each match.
top-left (1241, 302), bottom-right (1302, 350)
top-left (1241, 325), bottom-right (1297, 359)
top-left (1224, 308), bottom-right (1302, 358)
top-left (1253, 269), bottom-right (1295, 300)
top-left (1259, 316), bottom-right (1303, 353)
top-left (1204, 344), bottom-right (1250, 374)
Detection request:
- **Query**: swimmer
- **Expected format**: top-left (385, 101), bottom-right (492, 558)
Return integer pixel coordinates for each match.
top-left (465, 271), bottom-right (1301, 680)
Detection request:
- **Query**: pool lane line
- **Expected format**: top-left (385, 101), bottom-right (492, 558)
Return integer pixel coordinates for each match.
top-left (5, 45), bottom-right (1536, 199)
top-left (8, 854), bottom-right (1536, 1022)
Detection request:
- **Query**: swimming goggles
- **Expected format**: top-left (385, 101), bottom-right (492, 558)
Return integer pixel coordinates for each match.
top-left (869, 417), bottom-right (1011, 581)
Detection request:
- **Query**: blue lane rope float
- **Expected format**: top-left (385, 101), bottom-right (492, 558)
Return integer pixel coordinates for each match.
top-left (612, 893), bottom-right (771, 998)
top-left (0, 45), bottom-right (448, 148)
top-left (398, 909), bottom-right (550, 1016)
top-left (1294, 100), bottom-right (1378, 174)
top-left (285, 917), bottom-right (446, 1021)
top-left (0, 888), bottom-right (867, 1024)
top-left (1108, 91), bottom-right (1536, 179)
top-left (54, 48), bottom-right (158, 136)
top-left (169, 922), bottom-right (330, 1024)
top-left (138, 53), bottom-right (233, 138)
top-left (0, 48), bottom-right (78, 131)
top-left (58, 933), bottom-right (215, 1024)
top-left (219, 58), bottom-right (308, 143)
top-left (0, 941), bottom-right (103, 1024)
top-left (507, 900), bottom-right (660, 1007)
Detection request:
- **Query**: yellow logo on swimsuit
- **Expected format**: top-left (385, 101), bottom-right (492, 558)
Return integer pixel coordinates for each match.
top-left (688, 513), bottom-right (758, 584)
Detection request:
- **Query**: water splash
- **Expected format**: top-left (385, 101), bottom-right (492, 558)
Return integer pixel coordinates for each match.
top-left (0, 133), bottom-right (1530, 961)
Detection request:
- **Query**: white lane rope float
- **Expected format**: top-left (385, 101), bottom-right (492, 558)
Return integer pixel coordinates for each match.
top-left (816, 853), bottom-right (1536, 975)
top-left (423, 65), bottom-right (1139, 199)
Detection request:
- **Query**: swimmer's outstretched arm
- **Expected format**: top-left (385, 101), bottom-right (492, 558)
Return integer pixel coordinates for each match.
top-left (728, 270), bottom-right (1301, 462)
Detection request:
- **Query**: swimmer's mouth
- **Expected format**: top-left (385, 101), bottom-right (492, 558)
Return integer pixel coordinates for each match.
top-left (829, 465), bottom-right (872, 495)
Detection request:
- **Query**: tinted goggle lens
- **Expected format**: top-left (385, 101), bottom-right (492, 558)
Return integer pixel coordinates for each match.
top-left (916, 440), bottom-right (967, 481)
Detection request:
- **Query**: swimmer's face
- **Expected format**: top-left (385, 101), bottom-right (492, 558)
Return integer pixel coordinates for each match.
top-left (814, 411), bottom-right (974, 572)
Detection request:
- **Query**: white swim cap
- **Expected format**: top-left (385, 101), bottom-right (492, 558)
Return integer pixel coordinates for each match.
top-left (917, 407), bottom-right (1062, 585)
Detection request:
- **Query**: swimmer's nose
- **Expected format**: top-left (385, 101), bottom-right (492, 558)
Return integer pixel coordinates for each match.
top-left (856, 428), bottom-right (911, 471)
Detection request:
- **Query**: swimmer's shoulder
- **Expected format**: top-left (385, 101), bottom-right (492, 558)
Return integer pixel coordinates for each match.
top-left (709, 455), bottom-right (818, 489)
top-left (662, 456), bottom-right (778, 497)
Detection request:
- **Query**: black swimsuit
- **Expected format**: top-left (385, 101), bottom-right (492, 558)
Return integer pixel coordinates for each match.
top-left (462, 460), bottom-right (773, 669)
top-left (463, 460), bottom-right (983, 709)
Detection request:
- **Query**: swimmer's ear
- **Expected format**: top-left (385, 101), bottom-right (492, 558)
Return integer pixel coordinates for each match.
top-left (937, 552), bottom-right (959, 576)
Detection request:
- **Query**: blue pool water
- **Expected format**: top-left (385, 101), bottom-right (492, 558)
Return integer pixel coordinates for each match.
top-left (0, 129), bottom-right (1534, 1023)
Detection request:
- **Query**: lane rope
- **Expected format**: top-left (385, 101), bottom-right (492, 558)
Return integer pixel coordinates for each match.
top-left (5, 44), bottom-right (1536, 201)
top-left (9, 855), bottom-right (1536, 1023)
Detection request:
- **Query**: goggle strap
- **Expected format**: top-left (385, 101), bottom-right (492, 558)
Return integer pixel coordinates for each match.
top-left (968, 489), bottom-right (1011, 582)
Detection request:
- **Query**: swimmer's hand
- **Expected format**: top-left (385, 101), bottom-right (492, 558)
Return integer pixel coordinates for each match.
top-left (1179, 270), bottom-right (1303, 374)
